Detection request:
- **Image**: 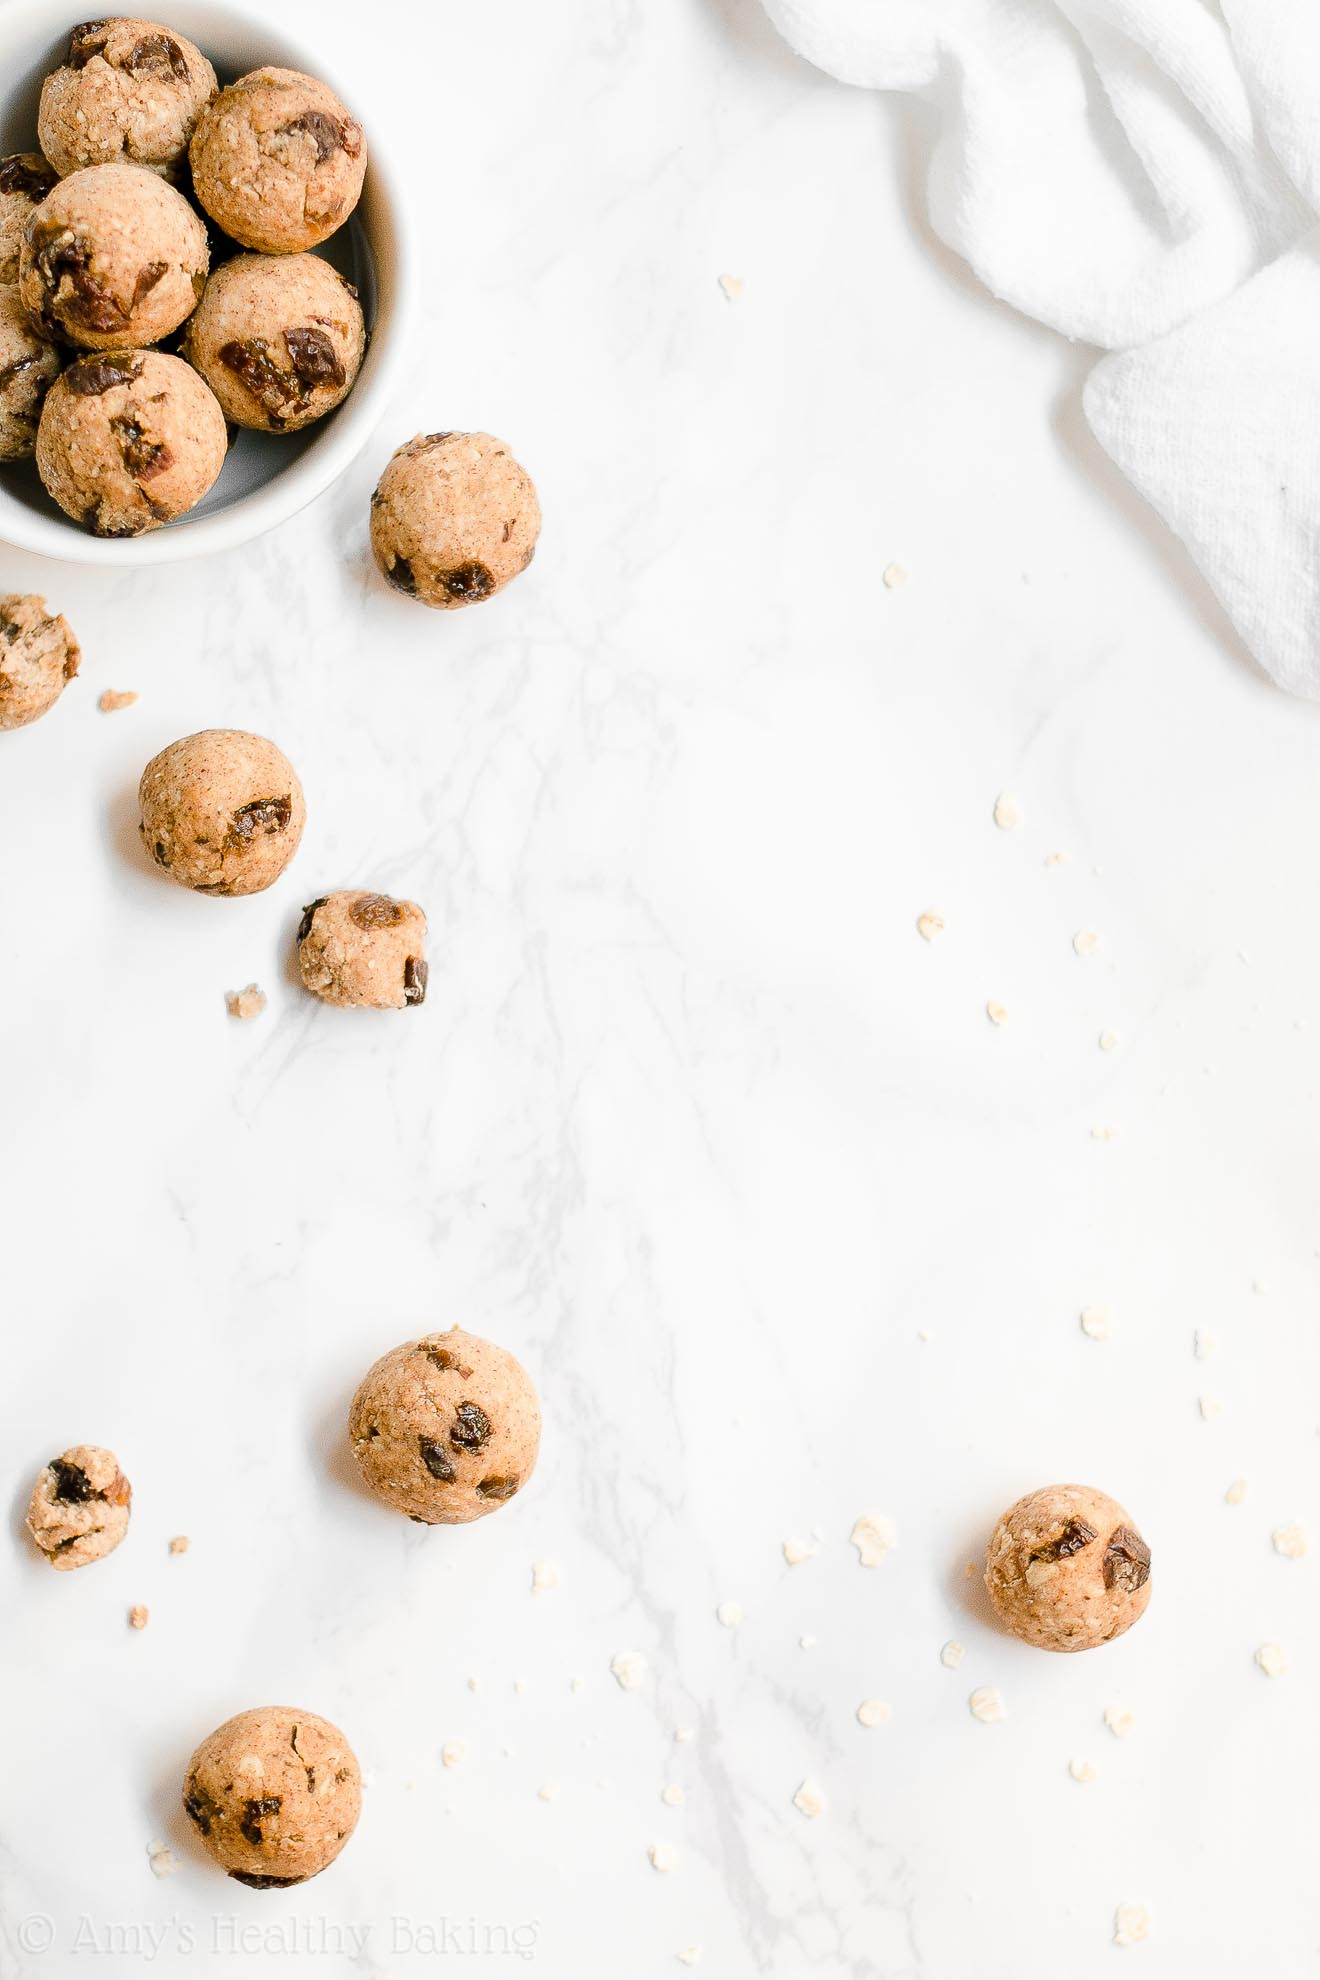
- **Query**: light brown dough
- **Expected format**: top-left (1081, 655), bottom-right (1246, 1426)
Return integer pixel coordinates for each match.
top-left (38, 19), bottom-right (217, 181)
top-left (349, 1327), bottom-right (542, 1524)
top-left (36, 349), bottom-right (227, 537)
top-left (189, 68), bottom-right (365, 254)
top-left (984, 1483), bottom-right (1152, 1653)
top-left (296, 890), bottom-right (427, 1010)
top-left (0, 290), bottom-right (62, 462)
top-left (139, 729), bottom-right (306, 896)
top-left (0, 152), bottom-right (58, 284)
top-left (182, 253), bottom-right (365, 431)
top-left (183, 1706), bottom-right (361, 1888)
top-left (0, 593), bottom-right (80, 731)
top-left (369, 431), bottom-right (541, 609)
top-left (19, 162), bottom-right (207, 350)
top-left (27, 1446), bottom-right (131, 1570)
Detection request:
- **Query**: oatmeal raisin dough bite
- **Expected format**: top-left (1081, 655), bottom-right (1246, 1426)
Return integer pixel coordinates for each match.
top-left (19, 162), bottom-right (208, 350)
top-left (36, 350), bottom-right (227, 536)
top-left (138, 728), bottom-right (306, 895)
top-left (183, 1706), bottom-right (361, 1887)
top-left (0, 593), bottom-right (80, 730)
top-left (189, 68), bottom-right (365, 254)
top-left (38, 19), bottom-right (218, 180)
top-left (183, 252), bottom-right (365, 431)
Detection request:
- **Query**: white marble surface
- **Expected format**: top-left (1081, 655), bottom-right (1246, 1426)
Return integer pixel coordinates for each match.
top-left (2, 1), bottom-right (1319, 1975)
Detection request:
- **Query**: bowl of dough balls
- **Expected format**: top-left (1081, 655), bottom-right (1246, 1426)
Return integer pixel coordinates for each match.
top-left (0, 0), bottom-right (413, 563)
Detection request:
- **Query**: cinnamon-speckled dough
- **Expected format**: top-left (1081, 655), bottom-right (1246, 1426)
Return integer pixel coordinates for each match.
top-left (36, 349), bottom-right (226, 536)
top-left (27, 1446), bottom-right (131, 1570)
top-left (0, 153), bottom-right (58, 284)
top-left (183, 1706), bottom-right (361, 1888)
top-left (38, 19), bottom-right (217, 181)
top-left (349, 1327), bottom-right (541, 1524)
top-left (183, 253), bottom-right (364, 431)
top-left (0, 593), bottom-right (80, 731)
top-left (370, 431), bottom-right (541, 609)
top-left (139, 729), bottom-right (306, 896)
top-left (20, 162), bottom-right (207, 349)
top-left (984, 1483), bottom-right (1152, 1653)
top-left (189, 68), bottom-right (365, 254)
top-left (296, 890), bottom-right (427, 1010)
top-left (0, 288), bottom-right (62, 462)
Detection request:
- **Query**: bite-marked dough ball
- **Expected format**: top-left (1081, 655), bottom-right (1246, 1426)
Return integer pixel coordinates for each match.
top-left (370, 431), bottom-right (541, 609)
top-left (36, 349), bottom-right (227, 536)
top-left (0, 593), bottom-right (80, 730)
top-left (139, 729), bottom-right (305, 896)
top-left (0, 288), bottom-right (62, 462)
top-left (190, 68), bottom-right (365, 254)
top-left (183, 1707), bottom-right (361, 1888)
top-left (296, 890), bottom-right (427, 1010)
top-left (182, 253), bottom-right (365, 431)
top-left (19, 162), bottom-right (208, 349)
top-left (0, 152), bottom-right (58, 284)
top-left (984, 1483), bottom-right (1152, 1653)
top-left (27, 1446), bottom-right (131, 1570)
top-left (349, 1327), bottom-right (541, 1525)
top-left (38, 19), bottom-right (217, 181)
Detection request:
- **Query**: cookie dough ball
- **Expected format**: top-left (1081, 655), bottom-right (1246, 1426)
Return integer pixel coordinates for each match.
top-left (0, 152), bottom-right (58, 284)
top-left (984, 1483), bottom-right (1152, 1653)
top-left (182, 253), bottom-right (365, 432)
top-left (36, 349), bottom-right (227, 536)
top-left (349, 1327), bottom-right (541, 1525)
top-left (183, 1706), bottom-right (361, 1888)
top-left (0, 289), bottom-right (62, 462)
top-left (139, 729), bottom-right (305, 896)
top-left (190, 68), bottom-right (365, 254)
top-left (370, 431), bottom-right (541, 609)
top-left (0, 593), bottom-right (80, 731)
top-left (38, 20), bottom-right (217, 181)
top-left (27, 1446), bottom-right (131, 1570)
top-left (296, 890), bottom-right (427, 1010)
top-left (19, 162), bottom-right (208, 349)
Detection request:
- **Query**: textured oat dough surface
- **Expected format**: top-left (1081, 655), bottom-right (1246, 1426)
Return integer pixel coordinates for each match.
top-left (183, 1706), bottom-right (361, 1888)
top-left (296, 889), bottom-right (428, 1010)
top-left (0, 288), bottom-right (62, 463)
top-left (183, 253), bottom-right (365, 431)
top-left (36, 349), bottom-right (227, 537)
top-left (139, 729), bottom-right (306, 896)
top-left (189, 68), bottom-right (366, 255)
top-left (0, 152), bottom-right (58, 285)
top-left (38, 19), bottom-right (217, 181)
top-left (19, 162), bottom-right (208, 350)
top-left (26, 1446), bottom-right (131, 1570)
top-left (0, 593), bottom-right (80, 731)
top-left (984, 1482), bottom-right (1152, 1652)
top-left (370, 431), bottom-right (542, 609)
top-left (349, 1327), bottom-right (542, 1524)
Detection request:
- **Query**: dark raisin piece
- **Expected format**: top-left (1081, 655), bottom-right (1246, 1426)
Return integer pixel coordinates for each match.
top-left (27, 227), bottom-right (127, 336)
top-left (476, 1475), bottom-right (519, 1501)
top-left (1102, 1526), bottom-right (1151, 1593)
top-left (49, 1458), bottom-right (94, 1503)
top-left (424, 1346), bottom-right (473, 1377)
top-left (304, 1767), bottom-right (316, 1793)
top-left (131, 261), bottom-right (167, 310)
top-left (282, 110), bottom-right (349, 163)
top-left (65, 353), bottom-right (142, 396)
top-left (0, 156), bottom-right (57, 201)
top-left (296, 897), bottom-right (328, 944)
top-left (183, 1785), bottom-right (218, 1835)
top-left (110, 414), bottom-right (171, 481)
top-left (126, 33), bottom-right (188, 79)
top-left (68, 21), bottom-right (110, 67)
top-left (218, 338), bottom-right (296, 425)
top-left (1028, 1518), bottom-right (1098, 1566)
top-left (227, 796), bottom-right (292, 848)
top-left (229, 1871), bottom-right (303, 1890)
top-left (404, 957), bottom-right (428, 1006)
top-left (349, 893), bottom-right (404, 931)
top-left (385, 555), bottom-right (416, 596)
top-left (439, 562), bottom-right (495, 602)
top-left (284, 326), bottom-right (344, 392)
top-left (419, 1437), bottom-right (456, 1482)
top-left (404, 432), bottom-right (454, 456)
top-left (240, 1795), bottom-right (282, 1846)
top-left (451, 1402), bottom-right (491, 1450)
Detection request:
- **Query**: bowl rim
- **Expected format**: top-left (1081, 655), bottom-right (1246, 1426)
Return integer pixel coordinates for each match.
top-left (0, 0), bottom-right (415, 567)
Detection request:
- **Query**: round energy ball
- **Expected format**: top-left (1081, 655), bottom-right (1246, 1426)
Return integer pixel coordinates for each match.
top-left (0, 152), bottom-right (58, 284)
top-left (189, 68), bottom-right (365, 254)
top-left (984, 1483), bottom-right (1152, 1653)
top-left (36, 349), bottom-right (227, 537)
top-left (370, 431), bottom-right (541, 609)
top-left (0, 288), bottom-right (62, 462)
top-left (182, 253), bottom-right (365, 431)
top-left (349, 1327), bottom-right (542, 1525)
top-left (38, 19), bottom-right (217, 181)
top-left (27, 1446), bottom-right (131, 1570)
top-left (0, 593), bottom-right (80, 730)
top-left (139, 729), bottom-right (306, 896)
top-left (183, 1706), bottom-right (361, 1888)
top-left (19, 162), bottom-right (208, 349)
top-left (296, 890), bottom-right (427, 1010)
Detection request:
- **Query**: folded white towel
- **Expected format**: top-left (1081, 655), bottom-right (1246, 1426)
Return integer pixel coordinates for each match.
top-left (762, 0), bottom-right (1320, 696)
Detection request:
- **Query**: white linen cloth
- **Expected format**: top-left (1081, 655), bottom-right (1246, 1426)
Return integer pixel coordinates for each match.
top-left (761, 0), bottom-right (1320, 697)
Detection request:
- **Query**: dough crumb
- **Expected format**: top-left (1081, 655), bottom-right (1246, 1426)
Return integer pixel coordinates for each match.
top-left (1079, 1306), bottom-right (1110, 1341)
top-left (98, 688), bottom-right (139, 713)
top-left (993, 792), bottom-right (1022, 831)
top-left (146, 1839), bottom-right (179, 1878)
top-left (1194, 1329), bottom-right (1218, 1360)
top-left (1104, 1704), bottom-right (1135, 1740)
top-left (649, 1842), bottom-right (680, 1872)
top-left (1273, 1523), bottom-right (1308, 1560)
top-left (716, 1600), bottom-right (743, 1629)
top-left (916, 911), bottom-right (944, 942)
top-left (1068, 1757), bottom-right (1097, 1783)
top-left (850, 1512), bottom-right (897, 1567)
top-left (1225, 1478), bottom-right (1248, 1506)
top-left (1199, 1394), bottom-right (1224, 1422)
top-left (856, 1698), bottom-right (891, 1729)
top-left (793, 1777), bottom-right (826, 1818)
top-left (986, 999), bottom-right (1009, 1026)
top-left (1073, 929), bottom-right (1100, 957)
top-left (168, 1534), bottom-right (190, 1555)
top-left (441, 1741), bottom-right (467, 1768)
top-left (717, 273), bottom-right (744, 303)
top-left (1114, 1904), bottom-right (1151, 1948)
top-left (940, 1640), bottom-right (965, 1669)
top-left (225, 983), bottom-right (267, 1021)
top-left (128, 1604), bottom-right (149, 1630)
top-left (531, 1559), bottom-right (560, 1594)
top-left (611, 1651), bottom-right (648, 1691)
top-left (882, 562), bottom-right (909, 589)
top-left (782, 1536), bottom-right (815, 1566)
top-left (968, 1687), bottom-right (1007, 1724)
top-left (1256, 1642), bottom-right (1287, 1677)
top-left (1099, 1030), bottom-right (1120, 1052)
top-left (660, 1784), bottom-right (686, 1807)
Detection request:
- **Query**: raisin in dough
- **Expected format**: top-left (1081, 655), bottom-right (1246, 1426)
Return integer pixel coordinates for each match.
top-left (183, 1706), bottom-right (361, 1888)
top-left (27, 1446), bottom-right (131, 1570)
top-left (296, 890), bottom-right (427, 1010)
top-left (0, 593), bottom-right (80, 731)
top-left (38, 19), bottom-right (217, 181)
top-left (36, 350), bottom-right (226, 537)
top-left (370, 431), bottom-right (541, 609)
top-left (183, 253), bottom-right (365, 431)
top-left (984, 1483), bottom-right (1152, 1652)
top-left (189, 68), bottom-right (365, 254)
top-left (0, 290), bottom-right (62, 463)
top-left (20, 162), bottom-right (207, 350)
top-left (0, 153), bottom-right (58, 285)
top-left (349, 1327), bottom-right (541, 1524)
top-left (139, 729), bottom-right (306, 896)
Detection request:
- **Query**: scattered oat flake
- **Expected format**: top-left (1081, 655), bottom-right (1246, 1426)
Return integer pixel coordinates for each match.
top-left (1069, 1758), bottom-right (1097, 1783)
top-left (916, 911), bottom-right (944, 943)
top-left (1104, 1705), bottom-right (1134, 1740)
top-left (661, 1784), bottom-right (686, 1807)
top-left (225, 984), bottom-right (267, 1021)
top-left (513, 1678), bottom-right (528, 1695)
top-left (1114, 1904), bottom-right (1151, 1948)
top-left (717, 273), bottom-right (744, 303)
top-left (850, 1512), bottom-right (897, 1567)
top-left (986, 1000), bottom-right (1008, 1026)
top-left (674, 1726), bottom-right (695, 1743)
top-left (441, 1742), bottom-right (467, 1768)
top-left (940, 1640), bottom-right (965, 1669)
top-left (610, 1651), bottom-right (647, 1691)
top-left (993, 792), bottom-right (1022, 831)
top-left (1091, 1125), bottom-right (1120, 1141)
top-left (856, 1698), bottom-right (891, 1729)
top-left (1225, 1478), bottom-right (1248, 1506)
top-left (531, 1559), bottom-right (559, 1594)
top-left (1273, 1523), bottom-right (1308, 1560)
top-left (799, 1634), bottom-right (817, 1650)
top-left (882, 562), bottom-right (909, 590)
top-left (1194, 1329), bottom-right (1217, 1361)
top-left (1252, 1278), bottom-right (1268, 1295)
top-left (649, 1843), bottom-right (680, 1872)
top-left (782, 1537), bottom-right (815, 1566)
top-left (793, 1777), bottom-right (826, 1818)
top-left (537, 1782), bottom-right (559, 1802)
top-left (570, 1676), bottom-right (585, 1694)
top-left (1199, 1394), bottom-right (1224, 1422)
top-left (98, 688), bottom-right (139, 713)
top-left (1044, 851), bottom-right (1070, 866)
top-left (146, 1840), bottom-right (179, 1878)
top-left (168, 1535), bottom-right (189, 1555)
top-left (1080, 1306), bottom-right (1110, 1342)
top-left (466, 1676), bottom-right (480, 1693)
top-left (677, 1949), bottom-right (702, 1967)
top-left (1073, 929), bottom-right (1100, 957)
top-left (1099, 1030), bottom-right (1120, 1053)
top-left (716, 1600), bottom-right (744, 1630)
top-left (129, 1605), bottom-right (148, 1631)
top-left (1256, 1642), bottom-right (1287, 1677)
top-left (969, 1687), bottom-right (1006, 1724)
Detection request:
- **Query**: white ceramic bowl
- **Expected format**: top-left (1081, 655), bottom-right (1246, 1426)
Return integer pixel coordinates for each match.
top-left (0, 0), bottom-right (413, 564)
